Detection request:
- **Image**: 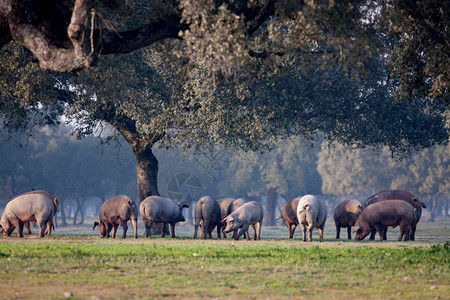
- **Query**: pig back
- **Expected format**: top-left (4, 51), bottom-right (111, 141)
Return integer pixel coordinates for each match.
top-left (217, 198), bottom-right (235, 219)
top-left (10, 190), bottom-right (59, 214)
top-left (357, 200), bottom-right (415, 227)
top-left (232, 201), bottom-right (264, 224)
top-left (140, 196), bottom-right (179, 222)
top-left (227, 198), bottom-right (247, 215)
top-left (3, 194), bottom-right (52, 222)
top-left (333, 199), bottom-right (362, 224)
top-left (364, 189), bottom-right (425, 220)
top-left (100, 195), bottom-right (137, 222)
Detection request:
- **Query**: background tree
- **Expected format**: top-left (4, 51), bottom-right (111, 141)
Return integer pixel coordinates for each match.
top-left (317, 142), bottom-right (450, 219)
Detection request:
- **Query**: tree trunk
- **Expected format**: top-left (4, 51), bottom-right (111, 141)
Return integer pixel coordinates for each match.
top-left (60, 199), bottom-right (67, 226)
top-left (118, 127), bottom-right (160, 202)
top-left (135, 146), bottom-right (160, 202)
top-left (265, 187), bottom-right (278, 226)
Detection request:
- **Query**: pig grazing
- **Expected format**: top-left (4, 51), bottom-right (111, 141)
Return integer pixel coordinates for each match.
top-left (279, 197), bottom-right (301, 239)
top-left (221, 201), bottom-right (264, 240)
top-left (354, 200), bottom-right (418, 241)
top-left (333, 199), bottom-right (363, 240)
top-left (0, 194), bottom-right (53, 237)
top-left (364, 189), bottom-right (426, 240)
top-left (296, 195), bottom-right (327, 242)
top-left (226, 198), bottom-right (247, 239)
top-left (194, 196), bottom-right (222, 239)
top-left (140, 196), bottom-right (189, 238)
top-left (93, 195), bottom-right (138, 239)
top-left (10, 190), bottom-right (59, 235)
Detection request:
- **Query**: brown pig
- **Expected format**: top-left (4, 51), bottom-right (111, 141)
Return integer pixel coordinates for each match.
top-left (140, 196), bottom-right (189, 238)
top-left (0, 194), bottom-right (54, 237)
top-left (333, 199), bottom-right (364, 240)
top-left (354, 200), bottom-right (418, 241)
top-left (194, 196), bottom-right (222, 239)
top-left (221, 201), bottom-right (264, 240)
top-left (10, 190), bottom-right (59, 235)
top-left (278, 197), bottom-right (301, 239)
top-left (364, 189), bottom-right (426, 240)
top-left (93, 195), bottom-right (138, 239)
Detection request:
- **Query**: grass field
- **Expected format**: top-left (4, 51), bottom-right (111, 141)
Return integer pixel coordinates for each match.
top-left (0, 218), bottom-right (449, 299)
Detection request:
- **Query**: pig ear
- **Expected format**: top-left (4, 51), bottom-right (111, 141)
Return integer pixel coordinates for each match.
top-left (353, 224), bottom-right (360, 233)
top-left (357, 205), bottom-right (363, 212)
top-left (221, 216), bottom-right (232, 224)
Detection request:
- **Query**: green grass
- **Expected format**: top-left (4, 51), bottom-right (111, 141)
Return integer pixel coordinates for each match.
top-left (0, 221), bottom-right (449, 299)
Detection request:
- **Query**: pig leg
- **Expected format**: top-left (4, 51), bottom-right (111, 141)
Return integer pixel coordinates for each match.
top-left (25, 222), bottom-right (32, 235)
top-left (112, 224), bottom-right (119, 238)
top-left (289, 223), bottom-right (297, 239)
top-left (335, 221), bottom-right (341, 239)
top-left (318, 226), bottom-right (325, 242)
top-left (161, 223), bottom-right (167, 238)
top-left (256, 221), bottom-right (262, 240)
top-left (250, 224), bottom-right (256, 240)
top-left (347, 226), bottom-right (352, 240)
top-left (194, 218), bottom-right (200, 238)
top-left (300, 224), bottom-right (307, 242)
top-left (37, 219), bottom-right (47, 238)
top-left (121, 222), bottom-right (128, 238)
top-left (409, 222), bottom-right (417, 241)
top-left (169, 223), bottom-right (176, 238)
top-left (307, 225), bottom-right (313, 242)
top-left (203, 220), bottom-right (210, 239)
top-left (144, 220), bottom-right (153, 238)
top-left (399, 223), bottom-right (410, 241)
top-left (369, 229), bottom-right (377, 240)
top-left (236, 224), bottom-right (250, 240)
top-left (106, 223), bottom-right (113, 238)
top-left (374, 224), bottom-right (384, 241)
top-left (216, 223), bottom-right (221, 239)
top-left (287, 221), bottom-right (293, 238)
top-left (16, 221), bottom-right (24, 238)
top-left (130, 218), bottom-right (138, 239)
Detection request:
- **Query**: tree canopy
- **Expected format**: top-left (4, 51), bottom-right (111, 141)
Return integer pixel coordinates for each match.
top-left (0, 0), bottom-right (448, 102)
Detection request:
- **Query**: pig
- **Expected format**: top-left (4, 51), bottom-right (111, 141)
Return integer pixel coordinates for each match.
top-left (364, 189), bottom-right (426, 240)
top-left (278, 197), bottom-right (301, 239)
top-left (296, 195), bottom-right (327, 242)
top-left (333, 199), bottom-right (364, 240)
top-left (0, 194), bottom-right (54, 237)
top-left (217, 198), bottom-right (235, 238)
top-left (354, 200), bottom-right (418, 241)
top-left (221, 201), bottom-right (264, 240)
top-left (194, 196), bottom-right (222, 239)
top-left (10, 190), bottom-right (59, 235)
top-left (140, 196), bottom-right (189, 238)
top-left (226, 198), bottom-right (247, 239)
top-left (92, 195), bottom-right (138, 239)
